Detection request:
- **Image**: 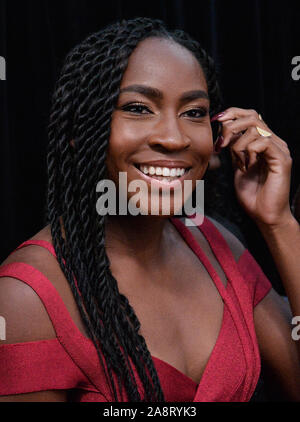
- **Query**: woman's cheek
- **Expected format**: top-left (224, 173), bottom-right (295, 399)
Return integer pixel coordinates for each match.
top-left (110, 120), bottom-right (146, 151)
top-left (194, 133), bottom-right (214, 162)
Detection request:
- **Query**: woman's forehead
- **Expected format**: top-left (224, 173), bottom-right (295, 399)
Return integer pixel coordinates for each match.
top-left (120, 37), bottom-right (207, 93)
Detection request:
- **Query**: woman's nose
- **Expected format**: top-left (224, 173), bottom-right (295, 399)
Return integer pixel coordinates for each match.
top-left (148, 116), bottom-right (190, 151)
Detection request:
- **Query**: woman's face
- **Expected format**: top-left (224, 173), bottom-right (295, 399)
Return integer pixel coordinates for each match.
top-left (106, 37), bottom-right (213, 216)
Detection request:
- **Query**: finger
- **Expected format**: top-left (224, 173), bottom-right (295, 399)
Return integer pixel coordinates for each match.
top-left (214, 108), bottom-right (291, 158)
top-left (217, 107), bottom-right (260, 122)
top-left (226, 126), bottom-right (288, 164)
top-left (247, 147), bottom-right (260, 169)
top-left (222, 115), bottom-right (272, 145)
top-left (230, 148), bottom-right (246, 173)
top-left (219, 120), bottom-right (244, 148)
top-left (244, 137), bottom-right (292, 171)
top-left (229, 126), bottom-right (261, 165)
top-left (221, 118), bottom-right (269, 148)
top-left (221, 120), bottom-right (290, 158)
top-left (271, 137), bottom-right (291, 155)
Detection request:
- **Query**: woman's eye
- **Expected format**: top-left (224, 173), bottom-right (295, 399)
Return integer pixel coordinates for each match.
top-left (183, 108), bottom-right (207, 119)
top-left (122, 104), bottom-right (152, 114)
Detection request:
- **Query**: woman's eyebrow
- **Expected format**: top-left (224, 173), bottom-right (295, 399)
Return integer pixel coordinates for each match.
top-left (119, 85), bottom-right (163, 100)
top-left (119, 84), bottom-right (209, 102)
top-left (179, 90), bottom-right (209, 102)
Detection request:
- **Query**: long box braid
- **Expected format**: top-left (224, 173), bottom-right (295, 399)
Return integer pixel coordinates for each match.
top-left (46, 17), bottom-right (222, 402)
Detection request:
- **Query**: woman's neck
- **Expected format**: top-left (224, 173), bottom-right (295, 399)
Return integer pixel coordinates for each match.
top-left (105, 215), bottom-right (172, 265)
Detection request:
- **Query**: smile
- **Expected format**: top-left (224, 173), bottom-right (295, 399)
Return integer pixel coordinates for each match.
top-left (134, 163), bottom-right (191, 183)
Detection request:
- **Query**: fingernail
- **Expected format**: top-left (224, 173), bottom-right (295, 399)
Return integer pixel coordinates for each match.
top-left (211, 112), bottom-right (225, 122)
top-left (232, 151), bottom-right (245, 172)
top-left (214, 135), bottom-right (224, 153)
top-left (235, 158), bottom-right (245, 172)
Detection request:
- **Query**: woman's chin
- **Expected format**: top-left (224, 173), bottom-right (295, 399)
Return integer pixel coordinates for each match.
top-left (126, 199), bottom-right (185, 218)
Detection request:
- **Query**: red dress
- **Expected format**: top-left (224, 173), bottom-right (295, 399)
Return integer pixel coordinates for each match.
top-left (0, 216), bottom-right (272, 401)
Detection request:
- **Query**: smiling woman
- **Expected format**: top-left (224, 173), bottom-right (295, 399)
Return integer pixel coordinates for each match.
top-left (107, 37), bottom-right (211, 218)
top-left (0, 17), bottom-right (300, 403)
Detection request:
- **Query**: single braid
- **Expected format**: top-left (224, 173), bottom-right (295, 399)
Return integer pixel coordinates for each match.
top-left (46, 17), bottom-right (223, 402)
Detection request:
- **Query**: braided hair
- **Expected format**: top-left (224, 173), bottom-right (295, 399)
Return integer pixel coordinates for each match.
top-left (46, 17), bottom-right (223, 402)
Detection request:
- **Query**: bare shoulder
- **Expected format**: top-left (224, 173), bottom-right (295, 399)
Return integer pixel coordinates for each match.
top-left (0, 226), bottom-right (73, 402)
top-left (183, 216), bottom-right (246, 262)
top-left (0, 225), bottom-right (58, 344)
top-left (0, 224), bottom-right (90, 342)
top-left (1, 224), bottom-right (54, 267)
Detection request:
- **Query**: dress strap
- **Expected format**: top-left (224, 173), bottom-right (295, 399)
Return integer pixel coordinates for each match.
top-left (13, 239), bottom-right (57, 258)
top-left (195, 216), bottom-right (261, 401)
top-left (0, 338), bottom-right (91, 396)
top-left (170, 216), bottom-right (261, 401)
top-left (0, 241), bottom-right (112, 397)
top-left (0, 261), bottom-right (81, 345)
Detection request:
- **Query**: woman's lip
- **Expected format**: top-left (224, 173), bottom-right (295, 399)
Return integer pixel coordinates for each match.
top-left (134, 160), bottom-right (192, 169)
top-left (133, 164), bottom-right (192, 187)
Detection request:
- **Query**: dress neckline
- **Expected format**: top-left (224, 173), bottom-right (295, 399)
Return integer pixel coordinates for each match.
top-left (10, 215), bottom-right (262, 401)
top-left (14, 216), bottom-right (232, 393)
top-left (157, 216), bottom-right (229, 386)
top-left (83, 216), bottom-right (229, 388)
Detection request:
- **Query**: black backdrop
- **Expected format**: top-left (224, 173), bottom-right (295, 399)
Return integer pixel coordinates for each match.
top-left (1, 0), bottom-right (300, 293)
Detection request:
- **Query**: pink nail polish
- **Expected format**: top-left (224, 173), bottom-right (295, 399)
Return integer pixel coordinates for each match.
top-left (211, 112), bottom-right (225, 122)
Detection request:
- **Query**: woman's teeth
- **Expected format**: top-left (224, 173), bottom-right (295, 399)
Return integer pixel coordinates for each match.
top-left (138, 165), bottom-right (186, 178)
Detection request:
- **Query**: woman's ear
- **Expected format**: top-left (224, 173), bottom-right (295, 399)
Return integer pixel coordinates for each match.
top-left (70, 139), bottom-right (75, 148)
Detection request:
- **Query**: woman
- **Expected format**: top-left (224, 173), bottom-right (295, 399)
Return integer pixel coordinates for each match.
top-left (0, 17), bottom-right (299, 402)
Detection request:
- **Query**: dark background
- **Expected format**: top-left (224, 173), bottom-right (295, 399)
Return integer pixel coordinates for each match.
top-left (1, 0), bottom-right (300, 293)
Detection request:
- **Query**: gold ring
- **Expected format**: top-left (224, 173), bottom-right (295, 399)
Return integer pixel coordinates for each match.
top-left (256, 126), bottom-right (272, 137)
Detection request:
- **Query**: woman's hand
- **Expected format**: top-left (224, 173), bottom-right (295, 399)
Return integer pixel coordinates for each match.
top-left (213, 107), bottom-right (293, 227)
top-left (213, 110), bottom-right (300, 393)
